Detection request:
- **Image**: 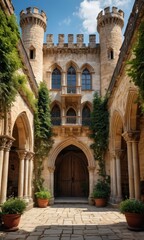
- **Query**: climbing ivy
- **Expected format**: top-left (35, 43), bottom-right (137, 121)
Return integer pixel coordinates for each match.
top-left (90, 92), bottom-right (109, 177)
top-left (0, 9), bottom-right (21, 112)
top-left (0, 9), bottom-right (35, 114)
top-left (34, 82), bottom-right (54, 191)
top-left (127, 21), bottom-right (144, 111)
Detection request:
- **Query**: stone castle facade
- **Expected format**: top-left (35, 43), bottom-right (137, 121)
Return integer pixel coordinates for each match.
top-left (0, 0), bottom-right (144, 206)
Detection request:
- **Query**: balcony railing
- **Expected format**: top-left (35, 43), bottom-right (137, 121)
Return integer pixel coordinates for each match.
top-left (61, 86), bottom-right (81, 94)
top-left (51, 117), bottom-right (61, 126)
top-left (51, 117), bottom-right (91, 126)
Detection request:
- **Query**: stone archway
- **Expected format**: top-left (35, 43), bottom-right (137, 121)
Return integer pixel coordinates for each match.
top-left (54, 145), bottom-right (89, 197)
top-left (7, 112), bottom-right (33, 202)
top-left (47, 137), bottom-right (95, 203)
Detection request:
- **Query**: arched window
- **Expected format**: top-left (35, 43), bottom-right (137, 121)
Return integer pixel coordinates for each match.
top-left (82, 106), bottom-right (91, 126)
top-left (82, 68), bottom-right (91, 90)
top-left (67, 66), bottom-right (76, 93)
top-left (52, 68), bottom-right (61, 89)
top-left (51, 105), bottom-right (61, 125)
top-left (66, 108), bottom-right (76, 124)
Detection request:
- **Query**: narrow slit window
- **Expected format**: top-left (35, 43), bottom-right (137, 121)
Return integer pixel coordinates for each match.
top-left (30, 49), bottom-right (34, 59)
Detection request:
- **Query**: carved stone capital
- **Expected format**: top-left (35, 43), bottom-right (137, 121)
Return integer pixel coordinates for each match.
top-left (48, 166), bottom-right (55, 173)
top-left (0, 136), bottom-right (7, 150)
top-left (26, 151), bottom-right (34, 161)
top-left (17, 149), bottom-right (27, 160)
top-left (0, 135), bottom-right (15, 152)
top-left (115, 149), bottom-right (123, 158)
top-left (88, 166), bottom-right (95, 172)
top-left (122, 131), bottom-right (140, 142)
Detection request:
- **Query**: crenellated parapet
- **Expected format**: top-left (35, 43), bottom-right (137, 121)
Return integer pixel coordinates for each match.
top-left (46, 34), bottom-right (97, 48)
top-left (20, 7), bottom-right (47, 31)
top-left (97, 6), bottom-right (124, 33)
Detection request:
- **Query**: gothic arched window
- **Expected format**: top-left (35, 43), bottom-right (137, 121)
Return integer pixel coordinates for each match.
top-left (82, 106), bottom-right (91, 126)
top-left (66, 108), bottom-right (76, 124)
top-left (52, 68), bottom-right (61, 89)
top-left (67, 66), bottom-right (76, 93)
top-left (51, 105), bottom-right (61, 125)
top-left (82, 68), bottom-right (91, 90)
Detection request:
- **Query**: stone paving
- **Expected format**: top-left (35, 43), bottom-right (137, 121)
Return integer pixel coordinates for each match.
top-left (0, 204), bottom-right (144, 240)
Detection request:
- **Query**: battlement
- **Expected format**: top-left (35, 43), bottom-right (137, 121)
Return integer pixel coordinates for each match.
top-left (46, 34), bottom-right (97, 48)
top-left (20, 7), bottom-right (47, 31)
top-left (97, 6), bottom-right (124, 32)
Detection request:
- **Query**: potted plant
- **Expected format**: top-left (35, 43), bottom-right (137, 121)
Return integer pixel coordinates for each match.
top-left (92, 178), bottom-right (110, 207)
top-left (0, 198), bottom-right (27, 231)
top-left (35, 189), bottom-right (51, 208)
top-left (119, 199), bottom-right (144, 230)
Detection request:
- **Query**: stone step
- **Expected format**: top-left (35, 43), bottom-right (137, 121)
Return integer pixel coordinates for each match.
top-left (54, 197), bottom-right (88, 204)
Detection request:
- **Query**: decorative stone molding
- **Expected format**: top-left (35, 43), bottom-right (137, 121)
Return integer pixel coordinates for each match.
top-left (0, 135), bottom-right (15, 152)
top-left (17, 149), bottom-right (27, 160)
top-left (122, 131), bottom-right (140, 142)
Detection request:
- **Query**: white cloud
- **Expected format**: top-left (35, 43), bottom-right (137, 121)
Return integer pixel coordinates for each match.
top-left (59, 17), bottom-right (71, 26)
top-left (74, 0), bottom-right (131, 34)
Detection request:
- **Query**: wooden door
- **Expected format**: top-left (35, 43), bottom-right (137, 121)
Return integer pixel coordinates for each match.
top-left (55, 152), bottom-right (88, 197)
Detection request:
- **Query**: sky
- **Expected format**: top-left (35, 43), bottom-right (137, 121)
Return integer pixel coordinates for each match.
top-left (12, 0), bottom-right (135, 45)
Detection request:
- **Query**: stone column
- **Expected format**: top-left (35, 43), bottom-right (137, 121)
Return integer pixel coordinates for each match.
top-left (17, 150), bottom-right (27, 198)
top-left (1, 136), bottom-right (14, 203)
top-left (88, 166), bottom-right (95, 203)
top-left (110, 158), bottom-right (113, 201)
top-left (112, 153), bottom-right (117, 199)
top-left (77, 71), bottom-right (81, 94)
top-left (62, 71), bottom-right (66, 94)
top-left (122, 131), bottom-right (137, 199)
top-left (0, 136), bottom-right (7, 193)
top-left (28, 152), bottom-right (34, 202)
top-left (115, 149), bottom-right (122, 201)
top-left (48, 167), bottom-right (55, 204)
top-left (24, 152), bottom-right (29, 202)
top-left (78, 108), bottom-right (81, 124)
top-left (132, 131), bottom-right (140, 200)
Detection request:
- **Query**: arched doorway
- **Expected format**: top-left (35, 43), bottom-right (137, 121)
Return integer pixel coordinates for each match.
top-left (54, 145), bottom-right (89, 197)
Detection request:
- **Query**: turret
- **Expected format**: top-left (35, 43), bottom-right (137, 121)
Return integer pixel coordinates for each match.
top-left (97, 7), bottom-right (124, 96)
top-left (20, 7), bottom-right (47, 84)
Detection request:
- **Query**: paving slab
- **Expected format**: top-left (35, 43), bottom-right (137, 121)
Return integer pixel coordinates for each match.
top-left (0, 204), bottom-right (144, 239)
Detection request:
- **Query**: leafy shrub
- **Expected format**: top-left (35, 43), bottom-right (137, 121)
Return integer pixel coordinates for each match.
top-left (1, 198), bottom-right (27, 215)
top-left (92, 178), bottom-right (110, 199)
top-left (35, 190), bottom-right (51, 199)
top-left (119, 199), bottom-right (144, 214)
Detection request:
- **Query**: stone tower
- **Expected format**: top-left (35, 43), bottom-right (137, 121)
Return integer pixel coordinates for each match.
top-left (97, 7), bottom-right (124, 96)
top-left (20, 7), bottom-right (47, 84)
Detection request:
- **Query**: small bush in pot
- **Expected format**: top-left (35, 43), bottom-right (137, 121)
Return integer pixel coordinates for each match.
top-left (119, 199), bottom-right (144, 230)
top-left (0, 198), bottom-right (27, 230)
top-left (92, 178), bottom-right (110, 207)
top-left (35, 189), bottom-right (51, 208)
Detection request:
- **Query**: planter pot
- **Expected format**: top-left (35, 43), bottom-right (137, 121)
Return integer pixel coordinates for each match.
top-left (2, 214), bottom-right (21, 231)
top-left (37, 198), bottom-right (49, 208)
top-left (125, 212), bottom-right (144, 231)
top-left (95, 198), bottom-right (107, 207)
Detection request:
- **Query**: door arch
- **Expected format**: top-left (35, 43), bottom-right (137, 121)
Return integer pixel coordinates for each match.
top-left (54, 145), bottom-right (89, 197)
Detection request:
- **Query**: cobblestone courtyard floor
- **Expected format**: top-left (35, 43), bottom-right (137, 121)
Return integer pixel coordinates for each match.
top-left (0, 204), bottom-right (144, 240)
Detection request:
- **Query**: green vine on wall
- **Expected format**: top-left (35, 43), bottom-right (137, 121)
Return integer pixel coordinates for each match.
top-left (0, 9), bottom-right (35, 115)
top-left (127, 21), bottom-right (144, 112)
top-left (90, 92), bottom-right (109, 177)
top-left (0, 9), bottom-right (21, 112)
top-left (34, 82), bottom-right (54, 191)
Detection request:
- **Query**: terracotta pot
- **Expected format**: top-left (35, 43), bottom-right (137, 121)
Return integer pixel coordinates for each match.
top-left (2, 214), bottom-right (21, 229)
top-left (95, 198), bottom-right (107, 207)
top-left (125, 212), bottom-right (144, 230)
top-left (37, 198), bottom-right (49, 208)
